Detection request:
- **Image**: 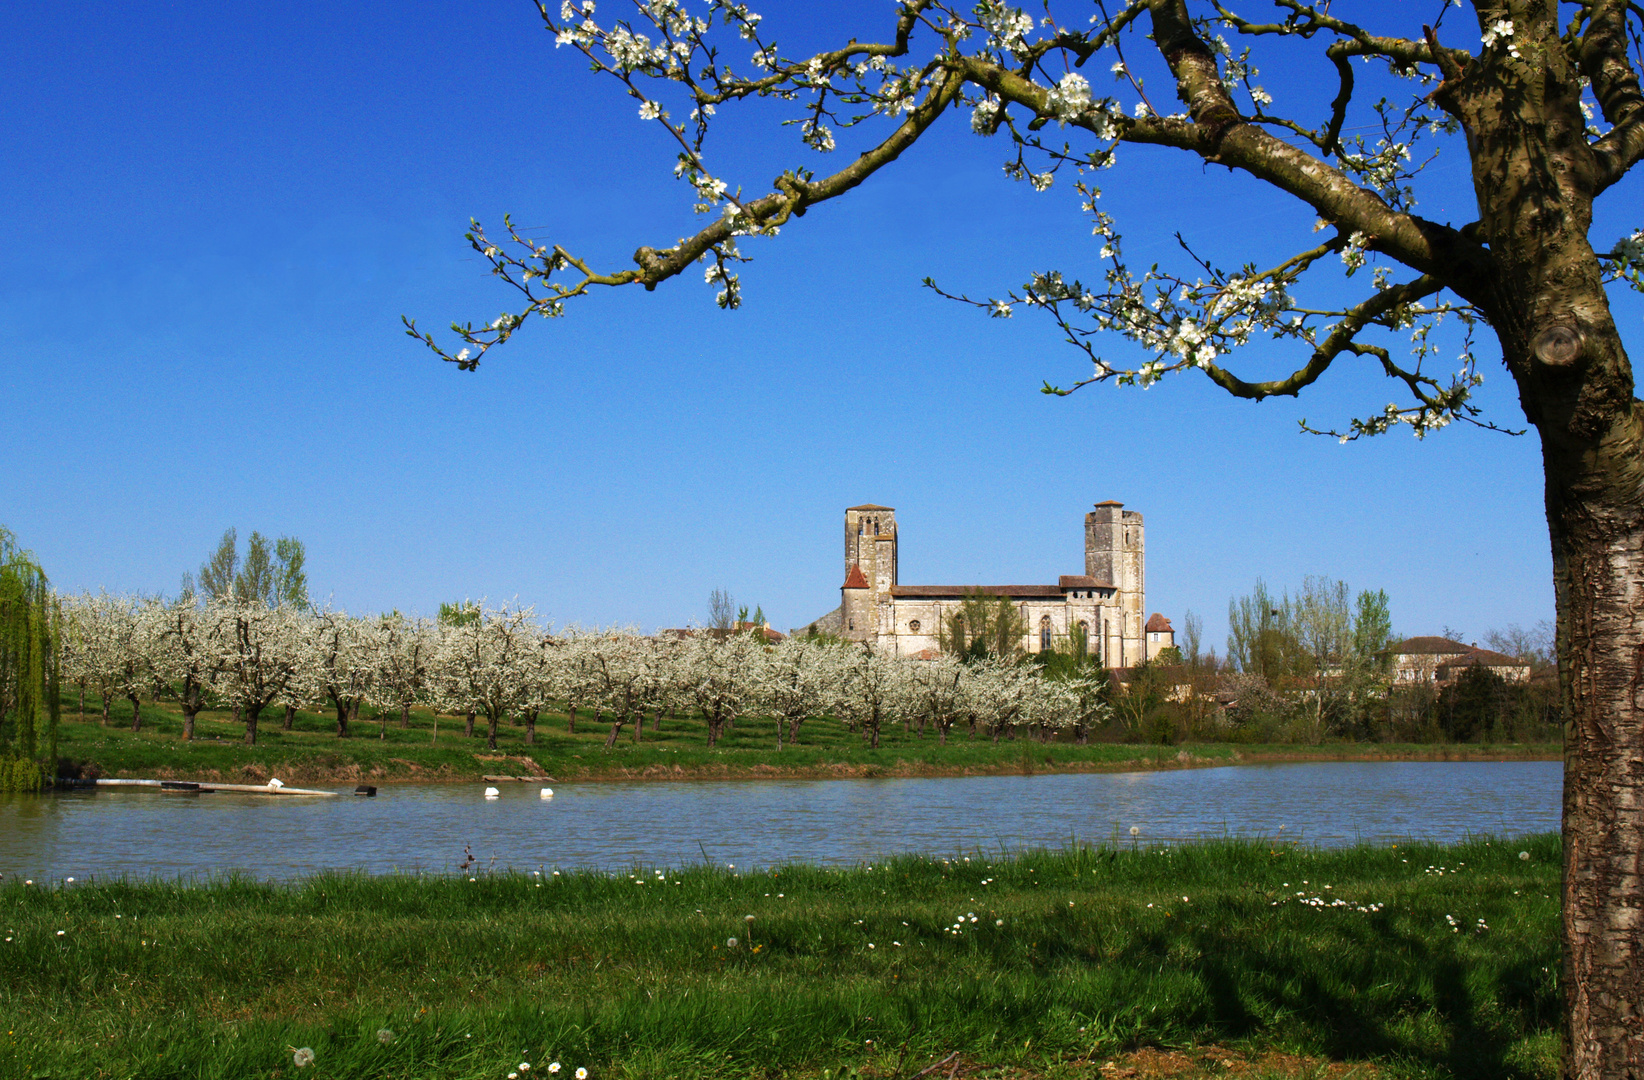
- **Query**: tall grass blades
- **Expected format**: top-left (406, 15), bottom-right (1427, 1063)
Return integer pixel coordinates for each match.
top-left (0, 836), bottom-right (1562, 1079)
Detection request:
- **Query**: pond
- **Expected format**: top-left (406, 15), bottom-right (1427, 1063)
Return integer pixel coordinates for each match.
top-left (0, 760), bottom-right (1560, 881)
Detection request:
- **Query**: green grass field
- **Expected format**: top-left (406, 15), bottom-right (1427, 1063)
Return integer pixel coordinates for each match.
top-left (0, 836), bottom-right (1562, 1079)
top-left (53, 694), bottom-right (1561, 787)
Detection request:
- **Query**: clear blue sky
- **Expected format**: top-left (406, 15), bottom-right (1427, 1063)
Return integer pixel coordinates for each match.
top-left (5, 2), bottom-right (1637, 649)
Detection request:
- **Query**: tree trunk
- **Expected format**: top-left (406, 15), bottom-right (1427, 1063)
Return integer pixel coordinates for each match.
top-left (100, 695), bottom-right (111, 727)
top-left (233, 705), bottom-right (242, 729)
top-left (283, 704), bottom-right (296, 731)
top-left (634, 710), bottom-right (643, 742)
top-left (335, 698), bottom-right (352, 739)
top-left (243, 707), bottom-right (259, 745)
top-left (524, 710), bottom-right (536, 746)
top-left (487, 713), bottom-right (499, 751)
top-left (1546, 420), bottom-right (1644, 1077)
top-left (464, 711), bottom-right (476, 738)
top-left (604, 720), bottom-right (624, 748)
top-left (400, 704), bottom-right (411, 730)
top-left (937, 721), bottom-right (948, 746)
top-left (127, 694), bottom-right (141, 732)
top-left (77, 681), bottom-right (85, 722)
top-left (787, 717), bottom-right (804, 745)
top-left (182, 705), bottom-right (197, 742)
top-left (567, 704), bottom-right (577, 734)
top-left (379, 708), bottom-right (387, 740)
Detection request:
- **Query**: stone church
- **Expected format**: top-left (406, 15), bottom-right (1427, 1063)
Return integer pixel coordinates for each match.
top-left (798, 501), bottom-right (1163, 667)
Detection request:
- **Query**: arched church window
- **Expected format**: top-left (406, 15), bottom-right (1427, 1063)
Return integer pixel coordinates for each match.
top-left (1077, 620), bottom-right (1090, 652)
top-left (1040, 616), bottom-right (1053, 652)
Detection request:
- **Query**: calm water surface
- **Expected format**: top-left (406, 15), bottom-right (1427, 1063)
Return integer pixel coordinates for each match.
top-left (0, 761), bottom-right (1560, 881)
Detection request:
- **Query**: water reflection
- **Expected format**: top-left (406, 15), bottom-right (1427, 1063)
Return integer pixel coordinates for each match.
top-left (0, 761), bottom-right (1559, 881)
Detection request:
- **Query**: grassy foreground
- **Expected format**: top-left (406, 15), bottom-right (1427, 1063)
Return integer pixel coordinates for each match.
top-left (56, 697), bottom-right (1561, 786)
top-left (0, 836), bottom-right (1562, 1079)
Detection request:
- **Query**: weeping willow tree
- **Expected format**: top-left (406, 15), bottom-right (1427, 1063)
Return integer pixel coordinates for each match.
top-left (0, 527), bottom-right (60, 792)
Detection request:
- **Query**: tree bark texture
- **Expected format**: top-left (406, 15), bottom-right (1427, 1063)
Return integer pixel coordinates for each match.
top-left (524, 711), bottom-right (536, 746)
top-left (126, 694), bottom-right (141, 733)
top-left (400, 704), bottom-right (411, 730)
top-left (243, 708), bottom-right (259, 746)
top-left (487, 713), bottom-right (499, 751)
top-left (283, 705), bottom-right (296, 731)
top-left (604, 720), bottom-right (624, 748)
top-left (464, 711), bottom-right (476, 739)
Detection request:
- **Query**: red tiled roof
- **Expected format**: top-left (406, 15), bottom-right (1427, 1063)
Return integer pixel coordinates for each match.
top-left (1057, 575), bottom-right (1114, 589)
top-left (847, 504), bottom-right (895, 511)
top-left (1392, 636), bottom-right (1470, 655)
top-left (1437, 648), bottom-right (1527, 670)
top-left (1145, 613), bottom-right (1174, 633)
top-left (842, 565), bottom-right (869, 589)
top-left (890, 584), bottom-right (1064, 598)
top-left (1094, 499), bottom-right (1124, 507)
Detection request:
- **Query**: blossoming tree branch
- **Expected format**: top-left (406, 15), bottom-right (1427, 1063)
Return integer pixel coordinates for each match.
top-left (407, 1), bottom-right (1644, 1075)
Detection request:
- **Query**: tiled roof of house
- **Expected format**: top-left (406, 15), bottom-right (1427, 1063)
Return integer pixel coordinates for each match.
top-left (1437, 647), bottom-right (1528, 670)
top-left (1057, 575), bottom-right (1113, 589)
top-left (847, 504), bottom-right (895, 511)
top-left (842, 565), bottom-right (869, 589)
top-left (1391, 636), bottom-right (1471, 655)
top-left (1145, 613), bottom-right (1174, 633)
top-left (890, 584), bottom-right (1064, 599)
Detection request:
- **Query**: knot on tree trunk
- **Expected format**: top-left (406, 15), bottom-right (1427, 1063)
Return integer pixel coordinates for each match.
top-left (1534, 324), bottom-right (1584, 368)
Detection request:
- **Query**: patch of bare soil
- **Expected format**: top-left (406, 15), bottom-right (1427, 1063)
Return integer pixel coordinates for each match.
top-left (873, 1047), bottom-right (1376, 1080)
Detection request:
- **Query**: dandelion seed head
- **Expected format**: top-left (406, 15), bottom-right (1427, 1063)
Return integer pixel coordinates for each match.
top-left (293, 1047), bottom-right (316, 1068)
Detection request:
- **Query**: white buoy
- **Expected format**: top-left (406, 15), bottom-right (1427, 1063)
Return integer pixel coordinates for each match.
top-left (539, 787), bottom-right (554, 800)
top-left (484, 786), bottom-right (500, 799)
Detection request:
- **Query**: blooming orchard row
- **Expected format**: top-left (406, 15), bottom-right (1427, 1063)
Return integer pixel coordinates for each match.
top-left (55, 596), bottom-right (1110, 747)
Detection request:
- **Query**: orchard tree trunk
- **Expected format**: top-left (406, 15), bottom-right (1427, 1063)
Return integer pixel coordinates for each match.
top-left (464, 711), bottom-right (476, 739)
top-left (76, 681), bottom-right (85, 722)
top-left (182, 705), bottom-right (197, 742)
top-left (283, 704), bottom-right (296, 731)
top-left (787, 716), bottom-right (804, 745)
top-left (936, 721), bottom-right (949, 746)
top-left (243, 706), bottom-right (260, 745)
top-left (127, 694), bottom-right (141, 733)
top-left (634, 711), bottom-right (643, 742)
top-left (400, 704), bottom-right (411, 730)
top-left (566, 704), bottom-right (577, 734)
top-left (524, 710), bottom-right (537, 746)
top-left (604, 719), bottom-right (624, 748)
top-left (100, 695), bottom-right (111, 727)
top-left (487, 713), bottom-right (499, 751)
top-left (1443, 30), bottom-right (1644, 1071)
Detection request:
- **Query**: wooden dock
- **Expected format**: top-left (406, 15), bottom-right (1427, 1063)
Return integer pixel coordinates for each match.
top-left (58, 778), bottom-right (341, 797)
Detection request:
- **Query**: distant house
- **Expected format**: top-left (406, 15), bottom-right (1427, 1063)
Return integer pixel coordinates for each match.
top-left (1144, 613), bottom-right (1176, 661)
top-left (1391, 636), bottom-right (1531, 685)
top-left (1435, 648), bottom-right (1531, 685)
top-left (1390, 637), bottom-right (1472, 684)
